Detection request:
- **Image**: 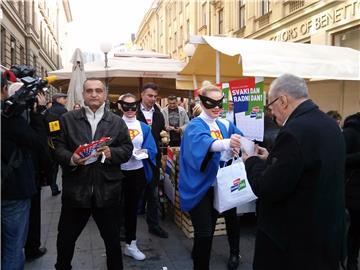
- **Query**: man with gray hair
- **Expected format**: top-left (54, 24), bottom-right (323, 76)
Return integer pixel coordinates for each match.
top-left (242, 74), bottom-right (346, 270)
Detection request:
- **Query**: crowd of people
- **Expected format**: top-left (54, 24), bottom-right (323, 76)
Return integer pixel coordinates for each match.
top-left (1, 70), bottom-right (359, 270)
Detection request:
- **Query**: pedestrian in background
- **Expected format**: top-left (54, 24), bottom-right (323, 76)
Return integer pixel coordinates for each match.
top-left (179, 81), bottom-right (241, 270)
top-left (119, 93), bottom-right (157, 261)
top-left (243, 74), bottom-right (346, 270)
top-left (53, 79), bottom-right (133, 270)
top-left (327, 110), bottom-right (342, 128)
top-left (162, 95), bottom-right (189, 147)
top-left (342, 112), bottom-right (360, 270)
top-left (137, 82), bottom-right (169, 238)
top-left (73, 103), bottom-right (81, 110)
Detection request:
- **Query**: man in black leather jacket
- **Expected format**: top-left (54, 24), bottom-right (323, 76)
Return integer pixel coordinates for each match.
top-left (53, 79), bottom-right (133, 270)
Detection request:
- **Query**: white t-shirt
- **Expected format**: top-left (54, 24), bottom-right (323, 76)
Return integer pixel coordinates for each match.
top-left (199, 112), bottom-right (232, 162)
top-left (140, 103), bottom-right (154, 126)
top-left (121, 116), bottom-right (144, 171)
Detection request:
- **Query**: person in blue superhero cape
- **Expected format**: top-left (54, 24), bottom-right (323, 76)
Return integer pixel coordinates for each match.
top-left (179, 81), bottom-right (242, 270)
top-left (118, 93), bottom-right (157, 261)
top-left (192, 103), bottom-right (245, 270)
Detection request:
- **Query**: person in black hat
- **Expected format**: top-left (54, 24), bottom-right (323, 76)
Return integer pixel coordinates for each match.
top-left (46, 92), bottom-right (68, 196)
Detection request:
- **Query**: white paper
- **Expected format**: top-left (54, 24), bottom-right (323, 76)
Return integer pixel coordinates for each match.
top-left (240, 137), bottom-right (255, 156)
top-left (133, 149), bottom-right (148, 160)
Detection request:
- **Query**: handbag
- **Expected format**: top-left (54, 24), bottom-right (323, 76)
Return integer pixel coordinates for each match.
top-left (214, 158), bottom-right (257, 213)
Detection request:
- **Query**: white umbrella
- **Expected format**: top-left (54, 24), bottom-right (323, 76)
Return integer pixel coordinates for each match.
top-left (66, 48), bottom-right (86, 110)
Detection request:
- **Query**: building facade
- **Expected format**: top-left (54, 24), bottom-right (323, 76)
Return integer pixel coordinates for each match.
top-left (135, 0), bottom-right (360, 119)
top-left (1, 0), bottom-right (72, 96)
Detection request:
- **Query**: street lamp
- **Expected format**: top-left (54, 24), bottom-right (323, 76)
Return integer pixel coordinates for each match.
top-left (183, 43), bottom-right (196, 58)
top-left (100, 41), bottom-right (112, 93)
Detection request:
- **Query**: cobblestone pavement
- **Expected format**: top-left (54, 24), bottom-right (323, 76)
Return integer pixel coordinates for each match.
top-left (25, 180), bottom-right (256, 270)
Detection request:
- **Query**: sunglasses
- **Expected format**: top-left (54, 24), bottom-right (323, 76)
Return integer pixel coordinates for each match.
top-left (118, 100), bottom-right (138, 112)
top-left (199, 94), bottom-right (224, 109)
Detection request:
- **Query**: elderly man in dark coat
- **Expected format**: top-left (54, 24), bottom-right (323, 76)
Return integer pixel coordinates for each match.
top-left (243, 74), bottom-right (346, 270)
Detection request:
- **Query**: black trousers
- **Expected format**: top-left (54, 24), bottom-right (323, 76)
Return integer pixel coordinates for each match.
top-left (145, 167), bottom-right (161, 228)
top-left (25, 189), bottom-right (41, 255)
top-left (347, 209), bottom-right (360, 268)
top-left (223, 207), bottom-right (241, 255)
top-left (123, 168), bottom-right (146, 244)
top-left (189, 188), bottom-right (218, 270)
top-left (55, 205), bottom-right (123, 270)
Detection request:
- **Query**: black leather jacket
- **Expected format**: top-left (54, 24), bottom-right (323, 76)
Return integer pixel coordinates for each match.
top-left (54, 107), bottom-right (133, 208)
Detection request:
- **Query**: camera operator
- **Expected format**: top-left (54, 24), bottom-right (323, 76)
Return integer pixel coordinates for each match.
top-left (46, 92), bottom-right (68, 196)
top-left (1, 72), bottom-right (50, 269)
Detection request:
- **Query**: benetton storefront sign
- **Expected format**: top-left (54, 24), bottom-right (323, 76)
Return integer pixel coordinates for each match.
top-left (268, 0), bottom-right (360, 42)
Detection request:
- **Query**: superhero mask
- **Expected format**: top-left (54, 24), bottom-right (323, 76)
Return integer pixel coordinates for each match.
top-left (199, 94), bottom-right (224, 109)
top-left (118, 100), bottom-right (138, 112)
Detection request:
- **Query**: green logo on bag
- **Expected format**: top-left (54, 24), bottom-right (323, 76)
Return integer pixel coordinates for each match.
top-left (231, 178), bottom-right (246, 192)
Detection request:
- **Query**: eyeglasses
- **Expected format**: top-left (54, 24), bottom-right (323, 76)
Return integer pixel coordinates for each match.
top-left (266, 96), bottom-right (280, 110)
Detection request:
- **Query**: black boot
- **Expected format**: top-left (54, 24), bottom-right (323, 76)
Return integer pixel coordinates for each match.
top-left (193, 236), bottom-right (213, 270)
top-left (227, 253), bottom-right (241, 270)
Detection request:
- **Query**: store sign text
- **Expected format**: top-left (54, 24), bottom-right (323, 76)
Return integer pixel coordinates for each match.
top-left (269, 0), bottom-right (360, 42)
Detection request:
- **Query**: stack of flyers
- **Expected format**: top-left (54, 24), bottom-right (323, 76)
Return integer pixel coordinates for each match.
top-left (74, 137), bottom-right (111, 165)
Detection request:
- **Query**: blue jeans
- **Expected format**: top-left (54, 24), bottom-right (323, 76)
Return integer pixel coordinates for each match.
top-left (1, 199), bottom-right (31, 270)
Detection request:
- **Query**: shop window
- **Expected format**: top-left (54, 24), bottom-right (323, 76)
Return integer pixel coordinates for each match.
top-left (333, 26), bottom-right (360, 51)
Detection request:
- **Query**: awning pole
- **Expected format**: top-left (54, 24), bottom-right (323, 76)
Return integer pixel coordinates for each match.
top-left (192, 74), bottom-right (198, 89)
top-left (216, 50), bottom-right (220, 84)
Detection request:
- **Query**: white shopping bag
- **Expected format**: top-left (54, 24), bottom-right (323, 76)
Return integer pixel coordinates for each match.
top-left (214, 158), bottom-right (257, 213)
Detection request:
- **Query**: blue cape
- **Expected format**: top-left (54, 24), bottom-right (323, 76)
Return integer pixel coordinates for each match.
top-left (179, 117), bottom-right (242, 212)
top-left (140, 122), bottom-right (157, 183)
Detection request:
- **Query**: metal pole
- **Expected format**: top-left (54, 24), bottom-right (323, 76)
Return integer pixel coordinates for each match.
top-left (104, 52), bottom-right (109, 93)
top-left (216, 50), bottom-right (220, 84)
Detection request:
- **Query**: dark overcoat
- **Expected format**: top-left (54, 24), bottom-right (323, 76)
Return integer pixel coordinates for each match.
top-left (245, 100), bottom-right (346, 270)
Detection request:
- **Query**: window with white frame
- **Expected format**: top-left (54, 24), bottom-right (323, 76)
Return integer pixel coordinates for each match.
top-left (259, 0), bottom-right (270, 16)
top-left (202, 2), bottom-right (207, 27)
top-left (239, 0), bottom-right (245, 28)
top-left (186, 19), bottom-right (190, 41)
top-left (218, 9), bottom-right (223, 35)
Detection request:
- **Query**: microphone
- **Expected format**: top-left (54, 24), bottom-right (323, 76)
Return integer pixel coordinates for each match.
top-left (43, 75), bottom-right (57, 84)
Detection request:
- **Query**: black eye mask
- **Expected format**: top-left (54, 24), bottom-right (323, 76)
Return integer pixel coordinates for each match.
top-left (199, 94), bottom-right (224, 109)
top-left (118, 100), bottom-right (138, 112)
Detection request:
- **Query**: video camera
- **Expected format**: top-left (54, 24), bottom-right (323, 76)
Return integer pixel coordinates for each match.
top-left (2, 65), bottom-right (56, 118)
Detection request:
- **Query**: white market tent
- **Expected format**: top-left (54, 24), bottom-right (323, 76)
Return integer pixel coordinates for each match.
top-left (49, 50), bottom-right (190, 99)
top-left (178, 35), bottom-right (360, 90)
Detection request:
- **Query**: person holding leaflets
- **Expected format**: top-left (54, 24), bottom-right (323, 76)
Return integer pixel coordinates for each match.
top-left (118, 93), bottom-right (157, 261)
top-left (179, 81), bottom-right (242, 270)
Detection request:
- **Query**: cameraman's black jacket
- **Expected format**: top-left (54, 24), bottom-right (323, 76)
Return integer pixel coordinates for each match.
top-left (53, 108), bottom-right (133, 208)
top-left (1, 111), bottom-right (48, 199)
top-left (46, 101), bottom-right (67, 138)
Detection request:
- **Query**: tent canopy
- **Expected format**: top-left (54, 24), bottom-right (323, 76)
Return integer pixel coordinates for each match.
top-left (50, 55), bottom-right (186, 80)
top-left (49, 50), bottom-right (191, 98)
top-left (179, 36), bottom-right (360, 89)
